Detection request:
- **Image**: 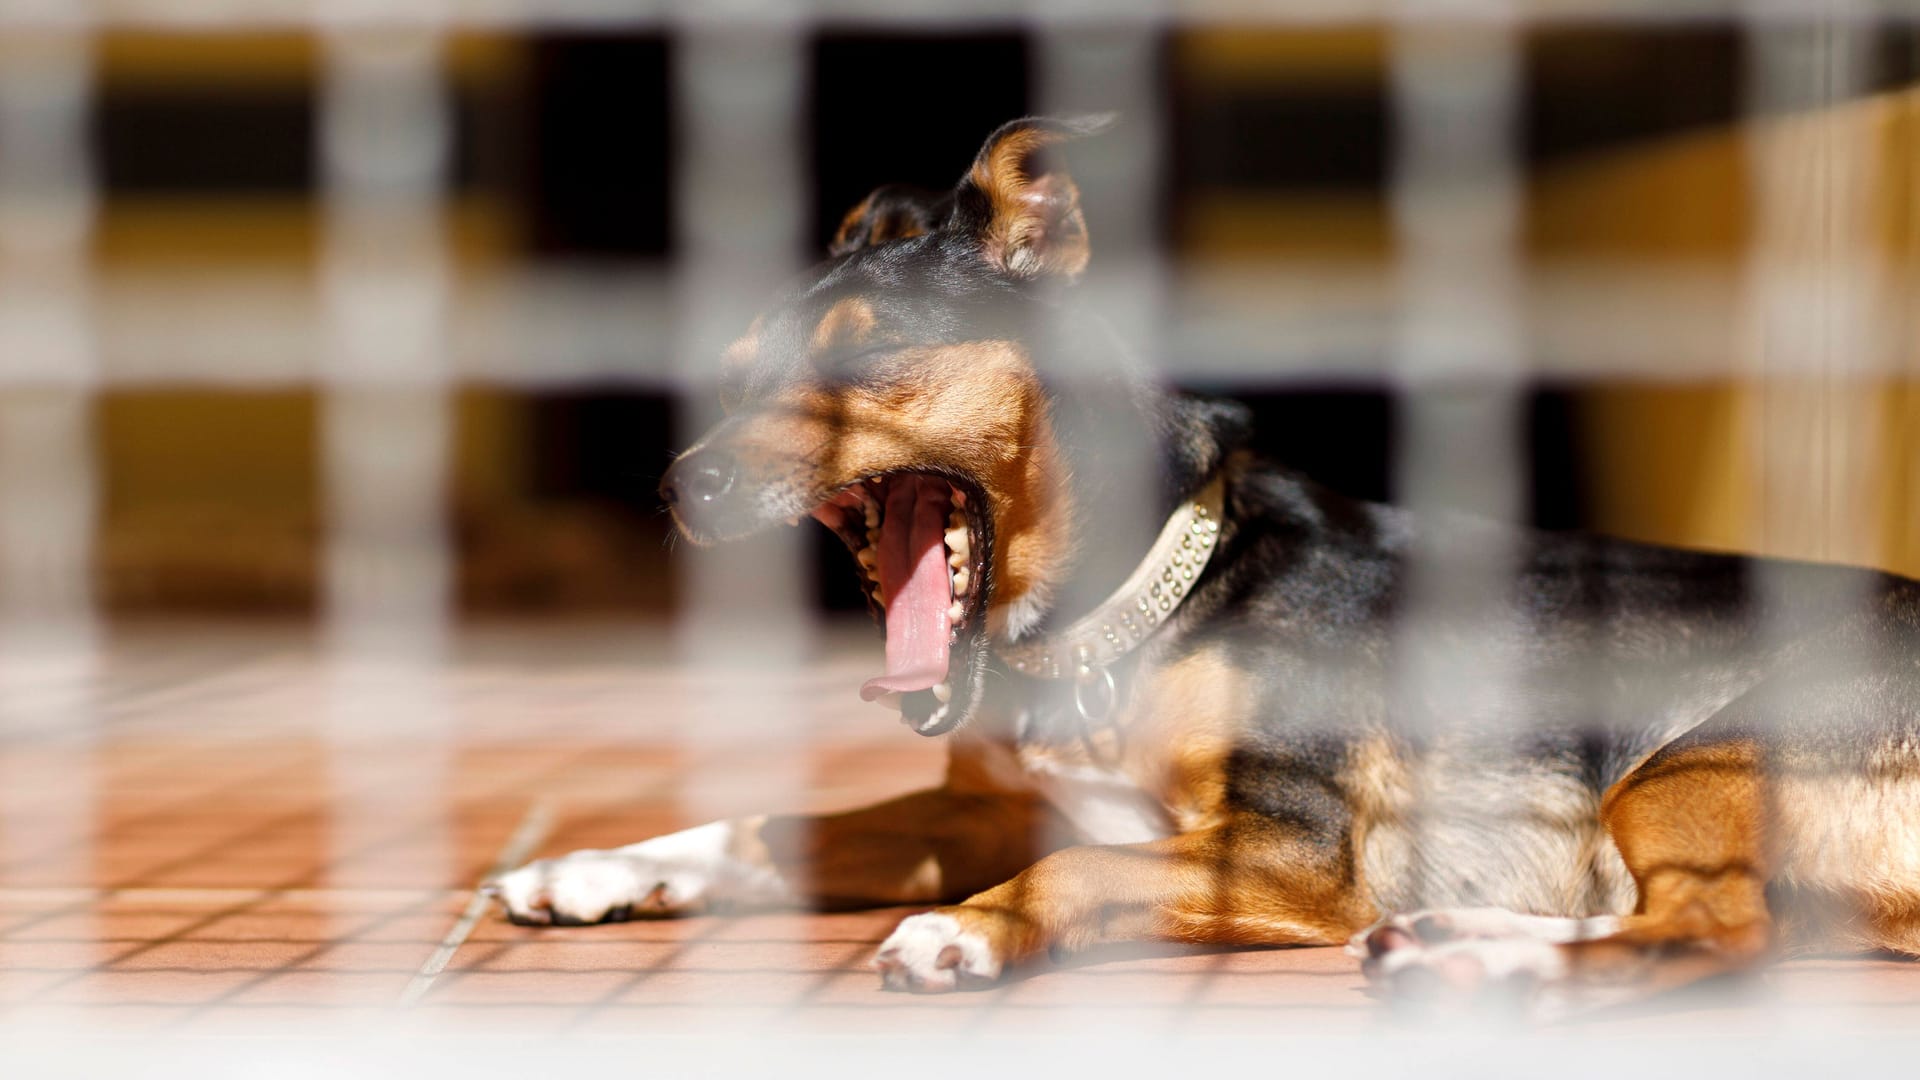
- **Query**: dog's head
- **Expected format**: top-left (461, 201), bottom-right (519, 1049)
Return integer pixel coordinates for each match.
top-left (660, 116), bottom-right (1111, 736)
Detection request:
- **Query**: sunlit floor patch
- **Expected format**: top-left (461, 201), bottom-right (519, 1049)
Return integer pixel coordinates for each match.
top-left (0, 620), bottom-right (1915, 1036)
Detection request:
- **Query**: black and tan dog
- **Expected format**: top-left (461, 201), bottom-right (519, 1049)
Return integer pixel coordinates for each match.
top-left (490, 117), bottom-right (1920, 1013)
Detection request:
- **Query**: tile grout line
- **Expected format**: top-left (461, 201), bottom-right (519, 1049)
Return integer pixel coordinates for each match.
top-left (396, 799), bottom-right (553, 1008)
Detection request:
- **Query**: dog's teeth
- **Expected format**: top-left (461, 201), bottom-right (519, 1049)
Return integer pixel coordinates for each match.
top-left (864, 504), bottom-right (880, 527)
top-left (948, 510), bottom-right (966, 531)
top-left (950, 489), bottom-right (966, 507)
top-left (947, 601), bottom-right (964, 623)
top-left (869, 475), bottom-right (883, 484)
top-left (948, 550), bottom-right (966, 569)
top-left (932, 681), bottom-right (951, 703)
top-left (856, 546), bottom-right (879, 574)
top-left (952, 567), bottom-right (971, 595)
top-left (944, 526), bottom-right (969, 553)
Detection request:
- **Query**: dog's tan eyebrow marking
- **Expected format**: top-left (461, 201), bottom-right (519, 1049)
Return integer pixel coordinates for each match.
top-left (810, 297), bottom-right (877, 354)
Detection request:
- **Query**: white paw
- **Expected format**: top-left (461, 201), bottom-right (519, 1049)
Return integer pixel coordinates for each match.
top-left (1363, 927), bottom-right (1574, 1020)
top-left (486, 847), bottom-right (707, 925)
top-left (485, 820), bottom-right (795, 926)
top-left (873, 913), bottom-right (1002, 993)
top-left (1350, 907), bottom-right (1621, 960)
top-left (1374, 935), bottom-right (1568, 986)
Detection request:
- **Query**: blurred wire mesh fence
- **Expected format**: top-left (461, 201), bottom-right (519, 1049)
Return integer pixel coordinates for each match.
top-left (0, 0), bottom-right (1915, 1054)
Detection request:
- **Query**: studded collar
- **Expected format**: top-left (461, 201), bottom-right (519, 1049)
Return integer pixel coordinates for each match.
top-left (994, 472), bottom-right (1225, 684)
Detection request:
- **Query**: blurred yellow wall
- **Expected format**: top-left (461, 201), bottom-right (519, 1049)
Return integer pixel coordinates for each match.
top-left (1181, 30), bottom-right (1917, 578)
top-left (98, 391), bottom-right (316, 609)
top-left (1173, 29), bottom-right (1394, 260)
top-left (1531, 85), bottom-right (1920, 578)
top-left (93, 33), bottom-right (533, 610)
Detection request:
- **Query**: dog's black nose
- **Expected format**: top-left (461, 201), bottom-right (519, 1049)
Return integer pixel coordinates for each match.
top-left (660, 451), bottom-right (737, 509)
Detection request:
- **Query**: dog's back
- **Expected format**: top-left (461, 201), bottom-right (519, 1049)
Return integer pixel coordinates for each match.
top-left (1190, 454), bottom-right (1920, 947)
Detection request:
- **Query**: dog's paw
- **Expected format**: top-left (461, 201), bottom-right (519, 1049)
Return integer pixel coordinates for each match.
top-left (485, 820), bottom-right (796, 926)
top-left (1349, 907), bottom-right (1621, 968)
top-left (1373, 934), bottom-right (1567, 989)
top-left (1362, 927), bottom-right (1570, 1020)
top-left (485, 848), bottom-right (707, 926)
top-left (873, 912), bottom-right (1004, 993)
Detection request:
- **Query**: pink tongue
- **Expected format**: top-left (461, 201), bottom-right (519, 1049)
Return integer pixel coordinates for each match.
top-left (859, 476), bottom-right (952, 700)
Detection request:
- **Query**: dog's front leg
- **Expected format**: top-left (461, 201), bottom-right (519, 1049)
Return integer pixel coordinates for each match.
top-left (874, 817), bottom-right (1372, 991)
top-left (489, 781), bottom-right (1051, 926)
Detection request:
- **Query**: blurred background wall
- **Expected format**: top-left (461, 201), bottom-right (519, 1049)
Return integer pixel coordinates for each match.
top-left (27, 14), bottom-right (1920, 619)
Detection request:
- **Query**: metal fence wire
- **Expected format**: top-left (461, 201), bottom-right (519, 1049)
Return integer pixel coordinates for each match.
top-left (0, 0), bottom-right (1917, 1065)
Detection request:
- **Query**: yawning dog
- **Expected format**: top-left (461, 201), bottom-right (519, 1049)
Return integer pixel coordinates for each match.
top-left (488, 116), bottom-right (1920, 1015)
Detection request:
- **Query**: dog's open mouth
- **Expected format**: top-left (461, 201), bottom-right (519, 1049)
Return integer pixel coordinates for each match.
top-left (809, 472), bottom-right (991, 736)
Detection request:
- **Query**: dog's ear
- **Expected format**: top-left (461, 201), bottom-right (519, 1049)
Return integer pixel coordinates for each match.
top-left (829, 184), bottom-right (951, 257)
top-left (949, 114), bottom-right (1113, 282)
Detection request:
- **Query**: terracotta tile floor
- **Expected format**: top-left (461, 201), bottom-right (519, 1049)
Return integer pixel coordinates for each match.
top-left (2, 618), bottom-right (1918, 1040)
